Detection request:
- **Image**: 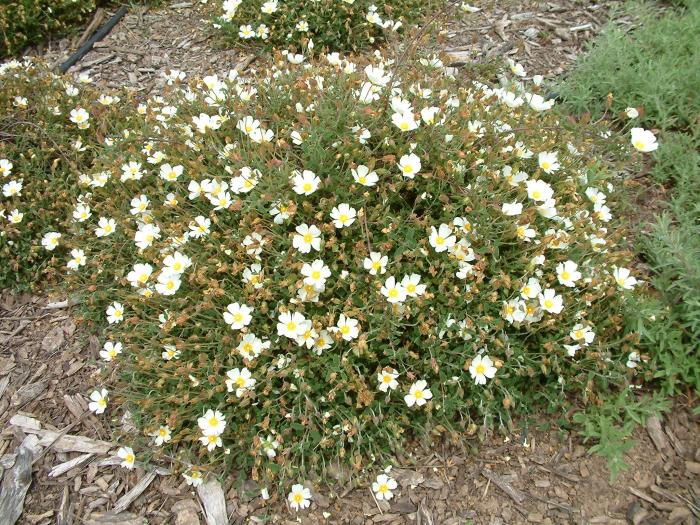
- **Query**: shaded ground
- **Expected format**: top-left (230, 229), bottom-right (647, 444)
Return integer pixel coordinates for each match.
top-left (1, 292), bottom-right (698, 525)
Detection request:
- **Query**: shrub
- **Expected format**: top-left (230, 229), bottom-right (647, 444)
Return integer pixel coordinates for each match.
top-left (0, 0), bottom-right (96, 58)
top-left (42, 52), bottom-right (650, 494)
top-left (212, 0), bottom-right (436, 53)
top-left (0, 60), bottom-right (136, 289)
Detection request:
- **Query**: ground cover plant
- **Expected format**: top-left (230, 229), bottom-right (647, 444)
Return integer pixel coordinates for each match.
top-left (559, 0), bottom-right (700, 394)
top-left (0, 0), bottom-right (97, 58)
top-left (0, 59), bottom-right (137, 289)
top-left (213, 0), bottom-right (437, 54)
top-left (1, 47), bottom-right (652, 503)
top-left (557, 0), bottom-right (699, 477)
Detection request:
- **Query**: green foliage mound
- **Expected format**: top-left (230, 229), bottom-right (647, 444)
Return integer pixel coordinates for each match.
top-left (213, 0), bottom-right (435, 53)
top-left (0, 0), bottom-right (96, 57)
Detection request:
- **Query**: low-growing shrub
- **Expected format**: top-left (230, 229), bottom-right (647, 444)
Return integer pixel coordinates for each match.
top-left (40, 52), bottom-right (650, 494)
top-left (0, 60), bottom-right (135, 289)
top-left (0, 0), bottom-right (96, 58)
top-left (213, 0), bottom-right (436, 53)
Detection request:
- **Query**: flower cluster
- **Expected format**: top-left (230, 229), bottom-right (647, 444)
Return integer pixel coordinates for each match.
top-left (213, 0), bottom-right (430, 53)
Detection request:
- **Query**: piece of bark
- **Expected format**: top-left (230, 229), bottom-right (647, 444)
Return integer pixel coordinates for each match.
top-left (57, 485), bottom-right (73, 525)
top-left (481, 469), bottom-right (525, 504)
top-left (112, 470), bottom-right (158, 514)
top-left (172, 499), bottom-right (201, 525)
top-left (646, 416), bottom-right (670, 454)
top-left (0, 443), bottom-right (34, 525)
top-left (49, 453), bottom-right (94, 477)
top-left (85, 512), bottom-right (147, 525)
top-left (196, 479), bottom-right (227, 525)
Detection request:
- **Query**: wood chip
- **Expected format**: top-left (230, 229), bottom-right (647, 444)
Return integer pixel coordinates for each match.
top-left (481, 469), bottom-right (525, 504)
top-left (196, 479), bottom-right (227, 525)
top-left (645, 416), bottom-right (670, 454)
top-left (49, 453), bottom-right (94, 478)
top-left (0, 443), bottom-right (34, 525)
top-left (112, 471), bottom-right (158, 514)
top-left (85, 512), bottom-right (147, 525)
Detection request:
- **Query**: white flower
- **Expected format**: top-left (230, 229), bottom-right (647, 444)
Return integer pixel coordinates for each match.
top-left (612, 266), bottom-right (638, 290)
top-left (189, 216), bottom-right (211, 239)
top-left (7, 209), bottom-right (23, 224)
top-left (41, 232), bottom-right (61, 251)
top-left (570, 324), bottom-right (595, 345)
top-left (198, 409), bottom-right (226, 436)
top-left (95, 217), bottom-right (117, 237)
top-left (330, 203), bottom-right (357, 228)
top-left (237, 333), bottom-right (269, 360)
top-left (162, 345), bottom-right (180, 361)
top-left (404, 380), bottom-right (433, 407)
top-left (525, 93), bottom-right (554, 111)
top-left (372, 474), bottom-right (398, 501)
top-left (277, 311), bottom-right (307, 339)
top-left (261, 435), bottom-right (279, 458)
top-left (381, 276), bottom-right (407, 304)
top-left (69, 108), bottom-right (90, 128)
top-left (0, 158), bottom-right (13, 177)
top-left (420, 106), bottom-right (440, 125)
top-left (151, 425), bottom-right (172, 446)
top-left (538, 151), bottom-right (560, 173)
top-left (223, 303), bottom-right (253, 330)
top-left (469, 355), bottom-right (497, 385)
top-left (292, 170), bottom-right (321, 196)
top-left (163, 251), bottom-right (192, 275)
top-left (401, 274), bottom-right (426, 297)
top-left (72, 203), bottom-right (91, 222)
top-left (392, 112), bottom-right (419, 132)
top-left (192, 113), bottom-right (222, 134)
top-left (630, 127), bottom-right (658, 152)
top-left (507, 58), bottom-right (526, 77)
top-left (429, 224), bottom-right (456, 253)
top-left (183, 470), bottom-right (204, 487)
top-left (336, 314), bottom-right (359, 341)
top-left (363, 252), bottom-right (388, 275)
top-left (539, 289), bottom-right (564, 314)
top-left (88, 389), bottom-right (108, 414)
top-left (626, 351), bottom-right (641, 369)
top-left (160, 163), bottom-right (183, 182)
top-left (556, 260), bottom-right (581, 287)
top-left (501, 201), bottom-right (523, 216)
top-left (625, 107), bottom-right (639, 119)
top-left (117, 447), bottom-right (136, 469)
top-left (397, 153), bottom-right (422, 178)
top-left (200, 433), bottom-right (223, 451)
top-left (2, 179), bottom-right (22, 197)
top-left (106, 302), bottom-right (125, 324)
top-left (377, 368), bottom-right (399, 392)
top-left (288, 484), bottom-right (312, 511)
top-left (520, 277), bottom-right (542, 299)
top-left (292, 223), bottom-right (321, 253)
top-left (365, 65), bottom-right (391, 86)
top-left (127, 263), bottom-right (153, 288)
top-left (352, 165), bottom-right (378, 186)
top-left (155, 272), bottom-right (182, 296)
top-left (301, 259), bottom-right (331, 289)
top-left (526, 179), bottom-right (554, 202)
top-left (100, 341), bottom-right (122, 362)
top-left (225, 367), bottom-right (256, 397)
top-left (67, 248), bottom-right (86, 270)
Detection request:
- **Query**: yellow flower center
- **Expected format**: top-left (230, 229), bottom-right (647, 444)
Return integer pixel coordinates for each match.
top-left (475, 363), bottom-right (486, 375)
top-left (233, 313), bottom-right (243, 323)
top-left (435, 236), bottom-right (445, 245)
top-left (208, 417), bottom-right (219, 427)
top-left (303, 233), bottom-right (313, 243)
top-left (303, 183), bottom-right (312, 192)
top-left (311, 271), bottom-right (321, 280)
top-left (293, 493), bottom-right (303, 503)
top-left (98, 399), bottom-right (106, 407)
top-left (286, 321), bottom-right (297, 331)
top-left (235, 377), bottom-right (246, 388)
top-left (378, 484), bottom-right (389, 493)
top-left (383, 375), bottom-right (392, 383)
top-left (407, 284), bottom-right (416, 293)
top-left (388, 289), bottom-right (399, 298)
top-left (414, 389), bottom-right (424, 399)
top-left (561, 271), bottom-right (571, 281)
top-left (125, 454), bottom-right (135, 463)
top-left (544, 299), bottom-right (554, 309)
top-left (340, 325), bottom-right (350, 334)
top-left (532, 191), bottom-right (541, 199)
